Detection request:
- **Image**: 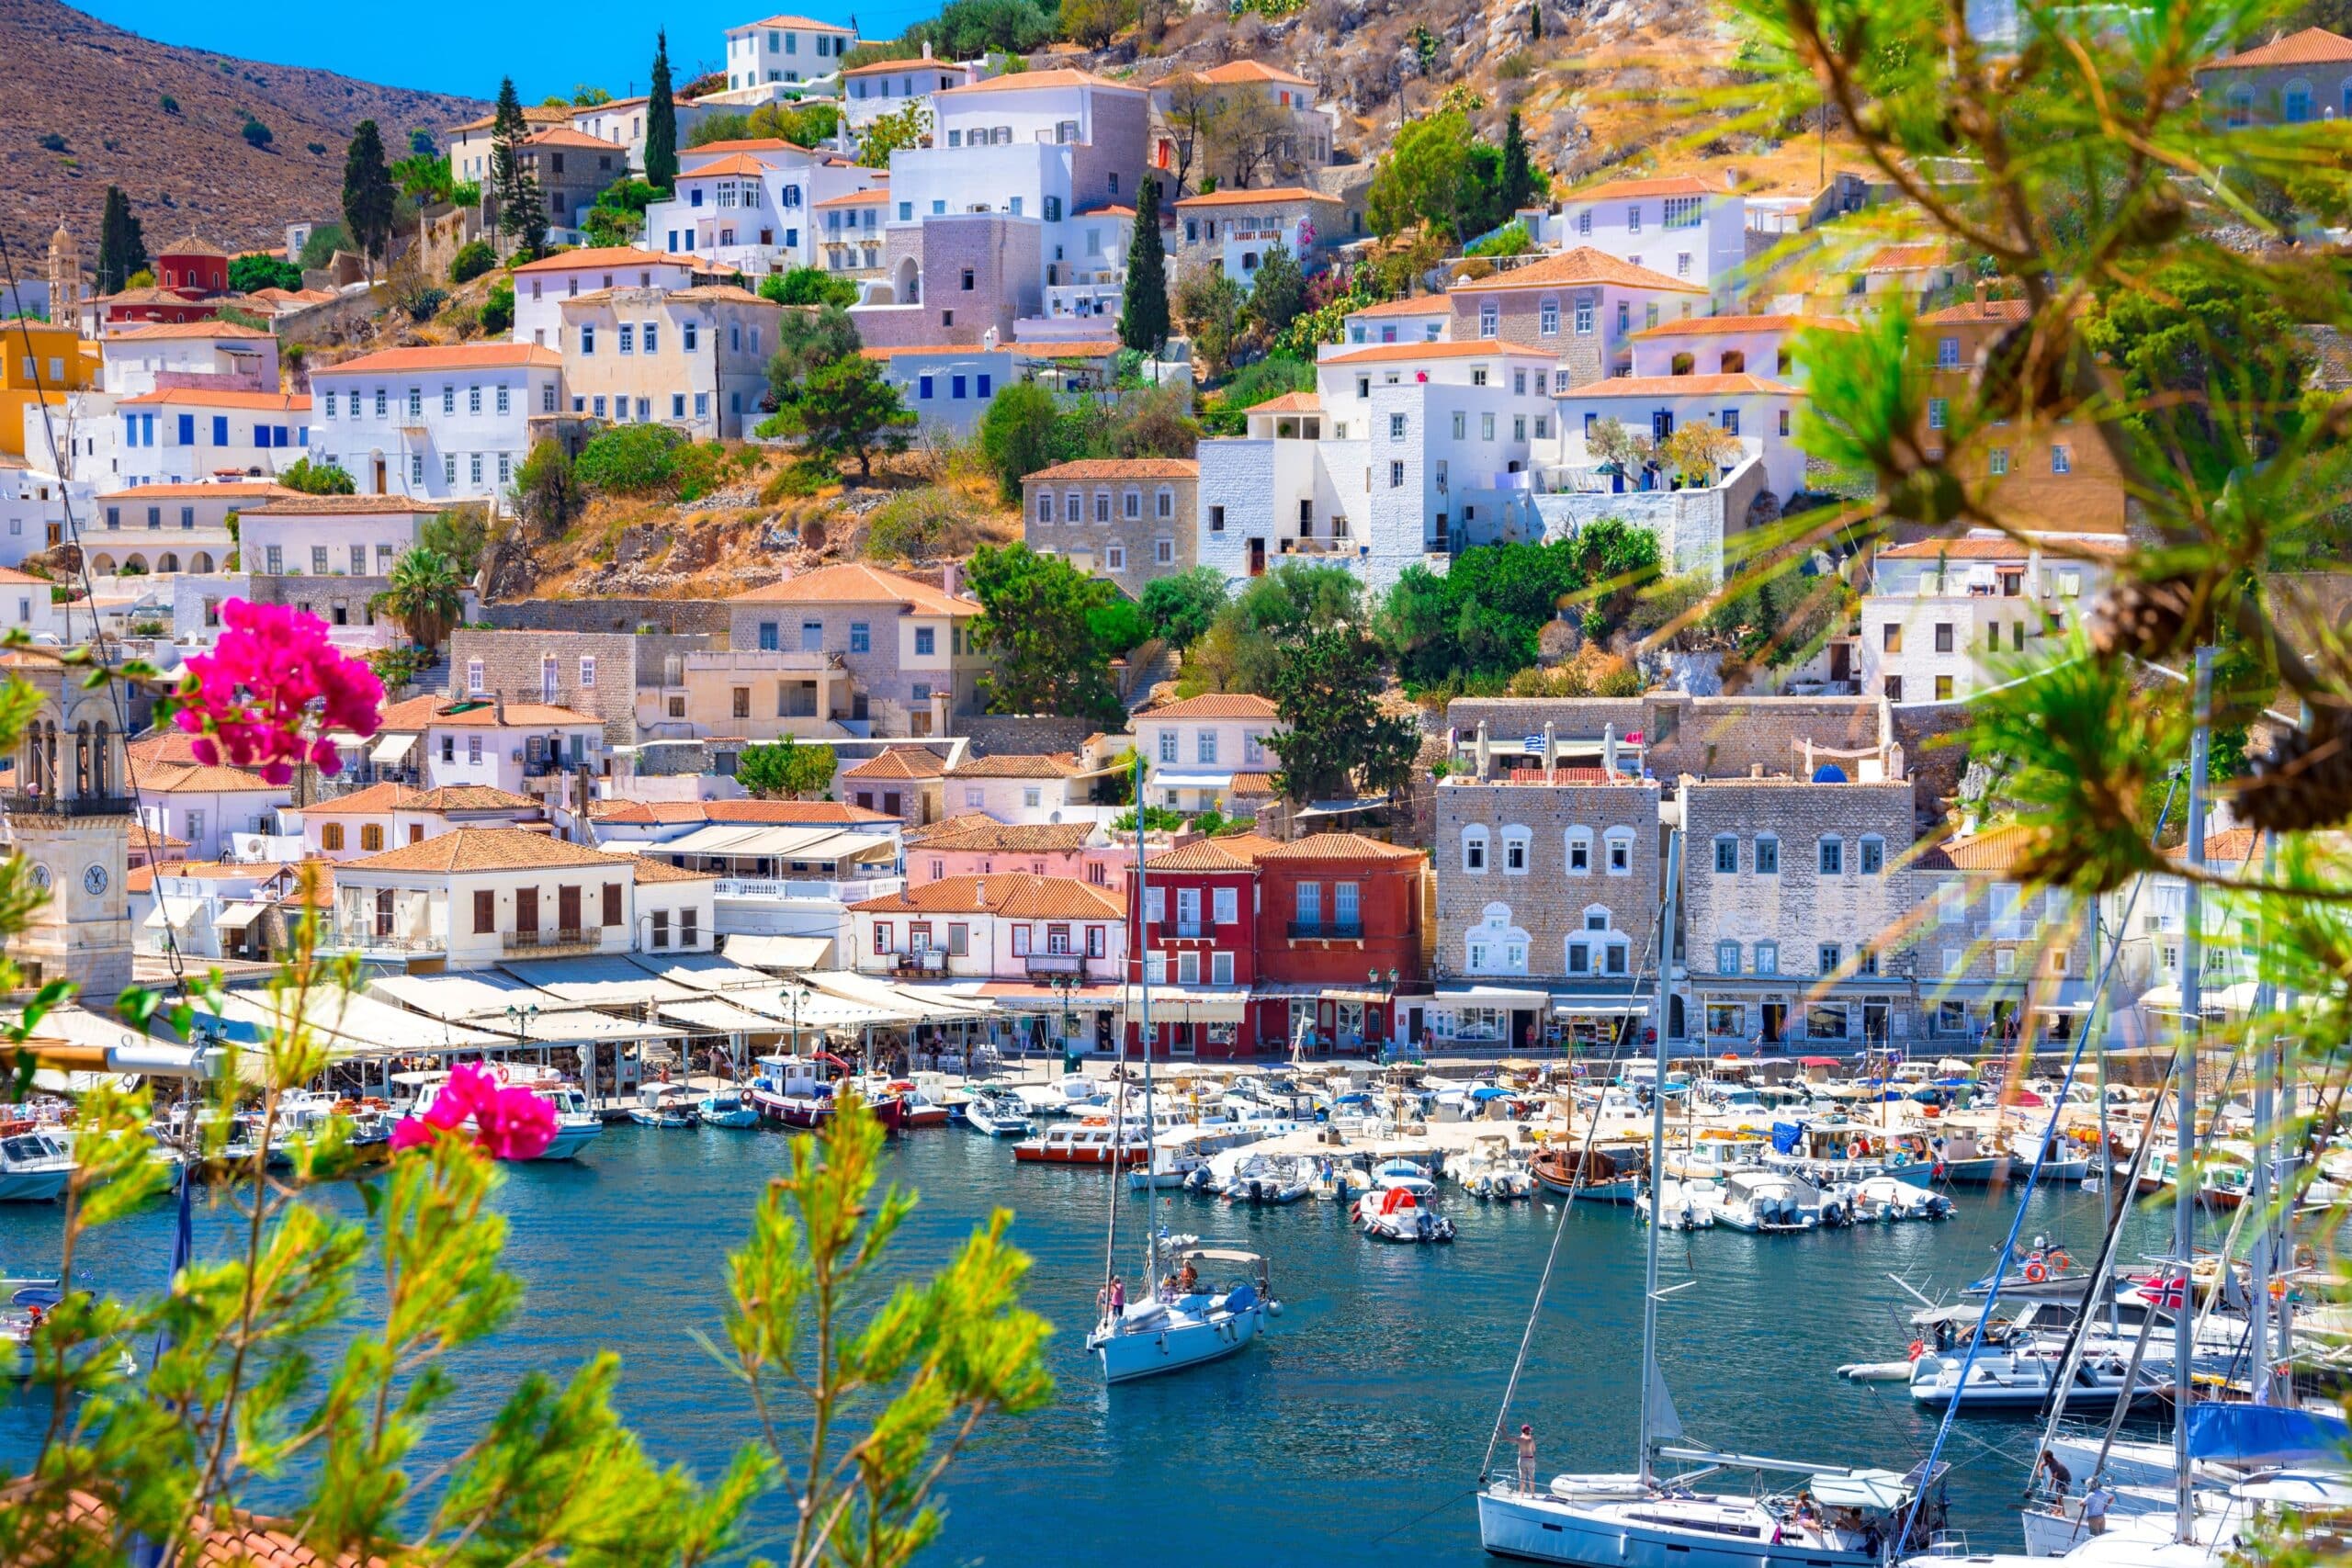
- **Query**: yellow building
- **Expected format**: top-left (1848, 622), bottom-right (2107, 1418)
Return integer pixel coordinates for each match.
top-left (1, 321), bottom-right (99, 461)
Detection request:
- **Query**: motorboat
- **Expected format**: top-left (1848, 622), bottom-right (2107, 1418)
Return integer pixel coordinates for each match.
top-left (1636, 1177), bottom-right (1722, 1230)
top-left (1850, 1174), bottom-right (1953, 1222)
top-left (961, 1093), bottom-right (1035, 1138)
top-left (1087, 1246), bottom-right (1277, 1384)
top-left (879, 1079), bottom-right (953, 1128)
top-left (1217, 1153), bottom-right (1312, 1204)
top-left (1907, 1338), bottom-right (2169, 1410)
top-left (395, 1066), bottom-right (604, 1161)
top-left (1309, 1155), bottom-right (1371, 1201)
top-left (1355, 1171), bottom-right (1455, 1243)
top-left (626, 1085), bottom-right (697, 1129)
top-left (746, 1055), bottom-right (906, 1133)
top-left (1714, 1170), bottom-right (1819, 1233)
top-left (695, 1090), bottom-right (761, 1129)
top-left (1446, 1135), bottom-right (1537, 1200)
top-left (1013, 1116), bottom-right (1148, 1166)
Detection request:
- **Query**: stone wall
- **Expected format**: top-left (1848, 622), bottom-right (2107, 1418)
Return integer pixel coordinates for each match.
top-left (1532, 454), bottom-right (1766, 582)
top-left (1444, 697), bottom-right (1647, 751)
top-left (447, 628), bottom-right (642, 745)
top-left (1890, 702), bottom-right (1975, 812)
top-left (1433, 777), bottom-right (1662, 983)
top-left (479, 599), bottom-right (732, 637)
top-left (959, 714), bottom-right (1098, 759)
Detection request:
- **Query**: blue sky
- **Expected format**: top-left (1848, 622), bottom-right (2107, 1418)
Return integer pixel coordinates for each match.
top-left (78, 0), bottom-right (944, 101)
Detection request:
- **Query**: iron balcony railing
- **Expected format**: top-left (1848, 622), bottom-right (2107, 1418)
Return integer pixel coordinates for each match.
top-left (1288, 919), bottom-right (1364, 940)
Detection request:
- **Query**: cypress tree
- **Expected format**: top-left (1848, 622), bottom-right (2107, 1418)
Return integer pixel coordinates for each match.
top-left (342, 119), bottom-right (399, 280)
top-left (491, 76), bottom-right (530, 254)
top-left (96, 186), bottom-right (148, 295)
top-left (645, 31), bottom-right (678, 194)
top-left (1499, 110), bottom-right (1540, 214)
top-left (1118, 173), bottom-right (1170, 354)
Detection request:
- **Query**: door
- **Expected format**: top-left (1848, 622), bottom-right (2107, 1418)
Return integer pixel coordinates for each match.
top-left (1668, 994), bottom-right (1687, 1040)
top-left (1511, 1009), bottom-right (1539, 1054)
top-left (558, 885), bottom-right (582, 936)
top-left (1863, 999), bottom-right (1890, 1044)
top-left (1760, 1001), bottom-right (1787, 1045)
top-left (1247, 537), bottom-right (1266, 576)
top-left (1651, 411), bottom-right (1675, 442)
top-left (514, 886), bottom-right (538, 936)
top-left (1830, 641), bottom-right (1853, 683)
top-left (372, 457), bottom-right (387, 494)
top-left (1298, 499), bottom-right (1314, 537)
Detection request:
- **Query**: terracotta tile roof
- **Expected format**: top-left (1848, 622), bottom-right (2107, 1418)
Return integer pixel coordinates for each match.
top-left (403, 785), bottom-right (545, 812)
top-left (593, 797), bottom-right (898, 826)
top-left (95, 481), bottom-right (295, 502)
top-left (137, 761), bottom-right (286, 794)
top-left (1876, 532), bottom-right (2128, 560)
top-left (842, 745), bottom-right (949, 780)
top-left (2200, 25), bottom-right (2352, 67)
top-left (1452, 246), bottom-right (1708, 295)
top-left (1172, 186), bottom-right (1342, 209)
top-left (1241, 392), bottom-right (1321, 414)
top-left (378, 695), bottom-right (604, 729)
top-left (1317, 338), bottom-right (1558, 367)
top-left (2165, 827), bottom-right (2262, 864)
top-left (160, 234), bottom-right (228, 257)
top-left (1920, 297), bottom-right (2031, 325)
top-left (1631, 313), bottom-right (1861, 338)
top-left (729, 562), bottom-right (979, 615)
top-left (0, 567), bottom-right (46, 585)
top-left (128, 729), bottom-right (208, 767)
top-left (906, 819), bottom-right (1093, 852)
top-left (813, 188), bottom-right (891, 208)
top-left (511, 246), bottom-right (695, 276)
top-left (1257, 831), bottom-right (1422, 861)
top-left (1196, 60), bottom-right (1312, 85)
top-left (135, 859), bottom-right (271, 882)
top-left (1558, 372), bottom-right (1805, 398)
top-left (1075, 203), bottom-right (1136, 219)
top-left (1141, 692), bottom-right (1280, 720)
top-left (315, 343), bottom-right (560, 374)
top-left (903, 811), bottom-right (1004, 842)
top-left (1227, 772), bottom-right (1278, 795)
top-left (1860, 243), bottom-right (1953, 273)
top-left (1023, 458), bottom-right (1198, 480)
top-left (1348, 295), bottom-right (1447, 318)
top-left (1014, 341), bottom-right (1124, 359)
top-left (681, 152), bottom-right (774, 178)
top-left (342, 826), bottom-right (632, 874)
top-left (664, 285), bottom-right (776, 306)
top-left (1919, 821), bottom-right (2035, 873)
top-left (107, 320), bottom-right (274, 341)
top-left (522, 127), bottom-right (619, 151)
top-left (945, 752), bottom-right (1079, 779)
top-left (859, 343), bottom-right (1012, 359)
top-left (631, 857), bottom-right (721, 883)
top-left (232, 494), bottom-right (445, 517)
top-left (1565, 174), bottom-right (1715, 201)
top-left (938, 67), bottom-right (1146, 96)
top-left (741, 13), bottom-right (855, 29)
top-left (117, 389), bottom-right (310, 411)
top-left (451, 106), bottom-right (574, 131)
top-left (130, 826), bottom-right (193, 852)
top-left (684, 138), bottom-right (808, 155)
top-left (1146, 831), bottom-right (1283, 871)
top-left (305, 781), bottom-right (417, 814)
top-left (852, 871), bottom-right (1122, 918)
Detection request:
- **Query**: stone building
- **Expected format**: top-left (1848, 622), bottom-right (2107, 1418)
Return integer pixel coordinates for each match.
top-left (1432, 767), bottom-right (1662, 1052)
top-left (2196, 26), bottom-right (2352, 128)
top-left (1022, 457), bottom-right (1199, 600)
top-left (1679, 773), bottom-right (1920, 1052)
top-left (447, 628), bottom-right (641, 748)
top-left (1910, 821), bottom-right (2099, 1049)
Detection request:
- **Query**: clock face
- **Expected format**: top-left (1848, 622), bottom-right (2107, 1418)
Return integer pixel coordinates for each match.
top-left (28, 863), bottom-right (50, 892)
top-left (83, 864), bottom-right (107, 897)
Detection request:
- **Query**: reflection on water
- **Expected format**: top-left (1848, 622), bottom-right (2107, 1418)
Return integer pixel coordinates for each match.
top-left (0, 1125), bottom-right (2188, 1565)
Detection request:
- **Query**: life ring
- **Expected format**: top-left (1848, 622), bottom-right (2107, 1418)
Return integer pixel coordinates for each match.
top-left (2048, 1249), bottom-right (2072, 1271)
top-left (2025, 1261), bottom-right (2049, 1283)
top-left (1907, 1339), bottom-right (1926, 1361)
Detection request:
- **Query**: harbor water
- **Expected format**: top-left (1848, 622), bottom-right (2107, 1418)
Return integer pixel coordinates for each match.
top-left (0, 1124), bottom-right (2189, 1565)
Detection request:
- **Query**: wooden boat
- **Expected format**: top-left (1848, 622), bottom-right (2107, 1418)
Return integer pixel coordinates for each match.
top-left (1532, 1142), bottom-right (1646, 1203)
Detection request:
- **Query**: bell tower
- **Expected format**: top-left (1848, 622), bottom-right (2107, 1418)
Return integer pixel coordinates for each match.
top-left (46, 218), bottom-right (82, 324)
top-left (4, 663), bottom-right (131, 1009)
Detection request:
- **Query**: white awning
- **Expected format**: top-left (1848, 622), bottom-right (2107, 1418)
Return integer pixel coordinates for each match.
top-left (213, 903), bottom-right (268, 932)
top-left (500, 955), bottom-right (699, 1008)
top-left (143, 897), bottom-right (209, 930)
top-left (368, 970), bottom-right (556, 1022)
top-left (1146, 771), bottom-right (1234, 790)
top-left (801, 969), bottom-right (992, 1021)
top-left (1118, 986), bottom-right (1250, 1021)
top-left (629, 952), bottom-right (792, 991)
top-left (720, 933), bottom-right (835, 973)
top-left (659, 998), bottom-right (788, 1036)
top-left (489, 1009), bottom-right (684, 1045)
top-left (368, 733), bottom-right (417, 765)
top-left (650, 824), bottom-right (898, 862)
top-left (210, 987), bottom-right (508, 1061)
top-left (1432, 984), bottom-right (1554, 1010)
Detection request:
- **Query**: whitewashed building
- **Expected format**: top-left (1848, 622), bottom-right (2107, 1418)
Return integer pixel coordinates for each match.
top-left (723, 13), bottom-right (856, 90)
top-left (107, 389), bottom-right (313, 489)
top-left (1859, 532), bottom-right (2121, 705)
top-left (1133, 693), bottom-right (1284, 812)
top-left (1537, 175), bottom-right (1750, 306)
top-left (840, 52), bottom-right (985, 129)
top-left (307, 343), bottom-right (560, 510)
top-left (509, 247), bottom-right (730, 350)
top-left (559, 285), bottom-right (778, 436)
top-left (640, 143), bottom-right (888, 278)
top-left (236, 494), bottom-right (441, 581)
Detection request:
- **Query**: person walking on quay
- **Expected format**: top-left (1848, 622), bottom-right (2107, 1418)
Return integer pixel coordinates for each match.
top-left (1517, 1424), bottom-right (1538, 1493)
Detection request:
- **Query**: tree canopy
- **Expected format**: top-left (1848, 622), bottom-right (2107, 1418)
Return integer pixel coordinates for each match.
top-left (738, 737), bottom-right (839, 797)
top-left (1376, 528), bottom-right (1661, 694)
top-left (763, 356), bottom-right (915, 479)
top-left (1119, 175), bottom-right (1170, 353)
top-left (1263, 624), bottom-right (1420, 803)
top-left (962, 543), bottom-right (1126, 723)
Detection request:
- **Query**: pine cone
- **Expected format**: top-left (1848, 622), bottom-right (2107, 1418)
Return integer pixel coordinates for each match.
top-left (2085, 574), bottom-right (2198, 661)
top-left (2240, 711), bottom-right (2352, 835)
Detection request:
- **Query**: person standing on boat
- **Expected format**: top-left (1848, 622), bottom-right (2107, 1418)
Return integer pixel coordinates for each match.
top-left (2081, 1483), bottom-right (2111, 1536)
top-left (2037, 1449), bottom-right (2071, 1502)
top-left (1516, 1424), bottom-right (1537, 1493)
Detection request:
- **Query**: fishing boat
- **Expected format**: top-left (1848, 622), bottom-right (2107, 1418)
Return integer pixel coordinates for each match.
top-left (1635, 1176), bottom-right (1721, 1230)
top-left (880, 1079), bottom-right (953, 1128)
top-left (695, 1089), bottom-right (761, 1129)
top-left (626, 1085), bottom-right (697, 1129)
top-left (1085, 750), bottom-right (1279, 1387)
top-left (1012, 1115), bottom-right (1148, 1166)
top-left (1531, 1142), bottom-right (1645, 1204)
top-left (961, 1093), bottom-right (1035, 1138)
top-left (746, 1055), bottom-right (906, 1132)
top-left (394, 1066), bottom-right (605, 1161)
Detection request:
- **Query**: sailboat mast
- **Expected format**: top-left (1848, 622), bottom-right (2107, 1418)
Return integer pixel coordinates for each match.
top-left (1636, 829), bottom-right (1680, 1492)
top-left (2172, 646), bottom-right (2211, 1541)
top-left (1135, 751), bottom-right (1158, 1287)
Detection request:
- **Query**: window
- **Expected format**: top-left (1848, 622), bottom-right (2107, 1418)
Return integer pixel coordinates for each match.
top-left (1937, 880), bottom-right (1966, 923)
top-left (321, 822), bottom-right (345, 852)
top-left (1716, 940), bottom-right (1739, 974)
top-left (1936, 336), bottom-right (1960, 370)
top-left (1605, 829), bottom-right (1633, 874)
top-left (1818, 942), bottom-right (1843, 976)
top-left (1389, 412), bottom-right (1408, 441)
top-left (1105, 544), bottom-right (1125, 572)
top-left (1574, 299), bottom-right (1594, 334)
top-left (1502, 826), bottom-right (1531, 874)
top-left (2051, 445), bottom-right (2072, 475)
top-left (1935, 674), bottom-right (1955, 701)
top-left (1478, 301), bottom-right (1498, 337)
top-left (1213, 886), bottom-right (1238, 925)
top-left (1860, 835), bottom-right (1884, 874)
top-left (1928, 397), bottom-right (1948, 431)
top-left (473, 889), bottom-right (495, 934)
top-left (1819, 837), bottom-right (1843, 875)
top-left (1566, 827), bottom-right (1592, 874)
top-left (1540, 299), bottom-right (1559, 336)
top-left (1713, 835), bottom-right (1737, 874)
top-left (468, 660), bottom-right (485, 694)
top-left (1196, 730), bottom-right (1217, 765)
top-left (1755, 941), bottom-right (1779, 976)
top-left (1158, 730), bottom-right (1178, 763)
top-left (915, 627), bottom-right (935, 656)
top-left (1989, 446), bottom-right (2010, 476)
top-left (1934, 622), bottom-right (1954, 654)
top-left (1462, 826), bottom-right (1489, 873)
top-left (1388, 460), bottom-right (1405, 489)
top-left (1754, 835), bottom-right (1779, 874)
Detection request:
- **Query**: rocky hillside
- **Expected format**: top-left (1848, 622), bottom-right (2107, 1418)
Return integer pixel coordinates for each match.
top-left (0, 0), bottom-right (483, 275)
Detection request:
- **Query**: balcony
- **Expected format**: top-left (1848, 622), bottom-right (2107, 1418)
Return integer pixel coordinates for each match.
top-left (503, 925), bottom-right (605, 955)
top-left (6, 793), bottom-right (133, 818)
top-left (715, 874), bottom-right (905, 903)
top-left (1025, 951), bottom-right (1088, 979)
top-left (1288, 919), bottom-right (1365, 941)
top-left (1155, 920), bottom-right (1204, 940)
top-left (889, 949), bottom-right (949, 977)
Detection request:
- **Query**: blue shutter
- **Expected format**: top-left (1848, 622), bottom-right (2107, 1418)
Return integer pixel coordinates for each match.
top-left (977, 374), bottom-right (991, 397)
top-left (917, 376), bottom-right (933, 399)
top-left (213, 415), bottom-right (229, 446)
top-left (176, 413), bottom-right (195, 445)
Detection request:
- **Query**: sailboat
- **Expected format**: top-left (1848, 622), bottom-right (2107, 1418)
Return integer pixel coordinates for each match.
top-left (1478, 830), bottom-right (1941, 1566)
top-left (1085, 754), bottom-right (1277, 1385)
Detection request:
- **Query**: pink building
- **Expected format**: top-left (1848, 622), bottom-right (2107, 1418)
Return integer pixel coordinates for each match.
top-left (903, 817), bottom-right (1116, 888)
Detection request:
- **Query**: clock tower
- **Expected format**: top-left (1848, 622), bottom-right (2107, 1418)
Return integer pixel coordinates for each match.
top-left (3, 662), bottom-right (131, 1009)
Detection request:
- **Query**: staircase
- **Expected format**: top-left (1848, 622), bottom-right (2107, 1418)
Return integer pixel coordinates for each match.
top-left (1119, 640), bottom-right (1179, 712)
top-left (401, 653), bottom-right (452, 701)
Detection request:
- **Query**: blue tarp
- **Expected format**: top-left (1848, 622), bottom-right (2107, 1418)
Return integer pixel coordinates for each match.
top-left (1770, 1121), bottom-right (1804, 1155)
top-left (1469, 1086), bottom-right (1513, 1101)
top-left (2188, 1404), bottom-right (2350, 1465)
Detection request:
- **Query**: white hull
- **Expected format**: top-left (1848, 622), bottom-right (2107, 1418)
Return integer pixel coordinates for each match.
top-left (1478, 1488), bottom-right (1874, 1568)
top-left (537, 1121), bottom-right (604, 1161)
top-left (1089, 1300), bottom-right (1265, 1383)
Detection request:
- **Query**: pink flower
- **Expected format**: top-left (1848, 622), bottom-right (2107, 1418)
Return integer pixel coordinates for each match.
top-left (390, 1064), bottom-right (559, 1160)
top-left (174, 600), bottom-right (384, 782)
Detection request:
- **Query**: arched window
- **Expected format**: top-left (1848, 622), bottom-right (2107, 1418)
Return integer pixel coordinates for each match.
top-left (321, 822), bottom-right (345, 852)
top-left (1719, 348), bottom-right (1747, 374)
top-left (1501, 824), bottom-right (1532, 874)
top-left (191, 552), bottom-right (214, 572)
top-left (73, 721), bottom-right (90, 796)
top-left (91, 721), bottom-right (108, 796)
top-left (1461, 825), bottom-right (1490, 874)
top-left (1603, 826), bottom-right (1636, 875)
top-left (1565, 826), bottom-right (1594, 875)
top-left (157, 552), bottom-right (180, 573)
top-left (2285, 77), bottom-right (2313, 121)
top-left (1466, 903), bottom-right (1529, 975)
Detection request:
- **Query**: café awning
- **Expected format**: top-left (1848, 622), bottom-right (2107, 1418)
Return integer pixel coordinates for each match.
top-left (720, 934), bottom-right (835, 973)
top-left (1118, 986), bottom-right (1249, 1021)
top-left (1432, 984), bottom-right (1553, 1010)
top-left (660, 997), bottom-right (790, 1036)
top-left (368, 733), bottom-right (416, 765)
top-left (502, 955), bottom-right (699, 1008)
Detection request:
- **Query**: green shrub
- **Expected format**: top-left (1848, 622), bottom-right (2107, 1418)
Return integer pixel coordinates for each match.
top-left (759, 266), bottom-right (860, 309)
top-left (574, 423), bottom-right (688, 495)
top-left (402, 287), bottom-right (448, 323)
top-left (449, 239), bottom-right (497, 285)
top-left (277, 457), bottom-right (356, 496)
top-left (673, 441), bottom-right (733, 502)
top-left (1088, 597), bottom-right (1148, 656)
top-left (481, 279), bottom-right (514, 336)
top-left (863, 487), bottom-right (985, 559)
top-left (159, 95), bottom-right (178, 114)
top-left (297, 223), bottom-right (348, 269)
top-left (241, 116), bottom-right (273, 149)
top-left (38, 133), bottom-right (64, 152)
top-left (1466, 220), bottom-right (1534, 258)
top-left (229, 254), bottom-right (302, 294)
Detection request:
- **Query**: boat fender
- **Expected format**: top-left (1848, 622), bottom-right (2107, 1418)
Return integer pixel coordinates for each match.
top-left (1907, 1339), bottom-right (1925, 1361)
top-left (2024, 1261), bottom-right (2049, 1283)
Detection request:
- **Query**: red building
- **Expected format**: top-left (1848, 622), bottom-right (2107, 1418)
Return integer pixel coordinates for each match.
top-left (97, 236), bottom-right (245, 331)
top-left (1123, 830), bottom-right (1428, 1059)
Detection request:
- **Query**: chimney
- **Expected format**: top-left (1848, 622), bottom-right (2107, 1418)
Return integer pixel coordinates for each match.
top-left (922, 39), bottom-right (933, 57)
top-left (492, 692), bottom-right (505, 726)
top-left (1750, 763), bottom-right (1765, 779)
top-left (1973, 279), bottom-right (1990, 307)
top-left (942, 561), bottom-right (962, 600)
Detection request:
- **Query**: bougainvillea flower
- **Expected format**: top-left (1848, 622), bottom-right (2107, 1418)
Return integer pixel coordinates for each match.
top-left (390, 1063), bottom-right (559, 1160)
top-left (175, 600), bottom-right (384, 784)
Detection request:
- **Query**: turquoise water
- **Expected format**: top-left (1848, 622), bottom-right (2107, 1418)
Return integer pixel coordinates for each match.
top-left (0, 1124), bottom-right (2188, 1564)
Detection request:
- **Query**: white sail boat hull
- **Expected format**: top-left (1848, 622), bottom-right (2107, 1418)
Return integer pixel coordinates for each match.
top-left (1089, 1299), bottom-right (1266, 1383)
top-left (1478, 1488), bottom-right (1876, 1568)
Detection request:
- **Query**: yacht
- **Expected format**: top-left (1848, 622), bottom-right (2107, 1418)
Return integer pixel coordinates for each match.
top-left (1907, 1337), bottom-right (2168, 1410)
top-left (961, 1093), bottom-right (1035, 1138)
top-left (1087, 1245), bottom-right (1276, 1383)
top-left (1355, 1169), bottom-right (1455, 1242)
top-left (746, 1055), bottom-right (905, 1132)
top-left (1447, 1134), bottom-right (1537, 1200)
top-left (1482, 1462), bottom-right (1939, 1568)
